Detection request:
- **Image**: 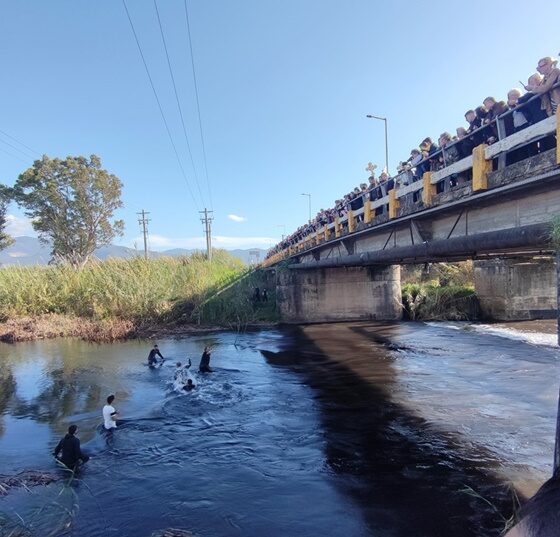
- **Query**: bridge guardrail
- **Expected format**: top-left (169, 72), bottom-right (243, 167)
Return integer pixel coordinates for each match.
top-left (261, 104), bottom-right (560, 268)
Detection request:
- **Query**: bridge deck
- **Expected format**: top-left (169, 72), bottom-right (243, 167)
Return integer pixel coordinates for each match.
top-left (263, 109), bottom-right (560, 269)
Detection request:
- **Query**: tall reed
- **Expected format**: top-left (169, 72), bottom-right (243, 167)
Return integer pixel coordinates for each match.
top-left (0, 250), bottom-right (245, 325)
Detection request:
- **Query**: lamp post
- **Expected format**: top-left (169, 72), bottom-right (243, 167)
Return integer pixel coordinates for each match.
top-left (277, 224), bottom-right (286, 240)
top-left (301, 193), bottom-right (311, 223)
top-left (366, 114), bottom-right (389, 174)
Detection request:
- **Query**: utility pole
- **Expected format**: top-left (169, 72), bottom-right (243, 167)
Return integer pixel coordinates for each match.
top-left (137, 209), bottom-right (150, 260)
top-left (199, 208), bottom-right (214, 261)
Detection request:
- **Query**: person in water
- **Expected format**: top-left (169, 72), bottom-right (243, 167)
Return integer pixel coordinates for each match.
top-left (102, 394), bottom-right (119, 431)
top-left (174, 362), bottom-right (184, 380)
top-left (199, 346), bottom-right (212, 373)
top-left (53, 424), bottom-right (89, 470)
top-left (148, 344), bottom-right (165, 366)
top-left (504, 473), bottom-right (560, 537)
top-left (184, 379), bottom-right (195, 391)
top-left (174, 361), bottom-right (195, 390)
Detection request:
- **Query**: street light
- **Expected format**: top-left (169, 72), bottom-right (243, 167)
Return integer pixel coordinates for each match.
top-left (277, 224), bottom-right (286, 240)
top-left (366, 114), bottom-right (389, 174)
top-left (301, 193), bottom-right (311, 223)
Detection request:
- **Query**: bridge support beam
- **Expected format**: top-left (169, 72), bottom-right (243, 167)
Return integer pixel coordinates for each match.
top-left (474, 257), bottom-right (557, 321)
top-left (276, 265), bottom-right (402, 323)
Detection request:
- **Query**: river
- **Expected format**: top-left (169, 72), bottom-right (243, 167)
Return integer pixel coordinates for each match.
top-left (0, 321), bottom-right (558, 536)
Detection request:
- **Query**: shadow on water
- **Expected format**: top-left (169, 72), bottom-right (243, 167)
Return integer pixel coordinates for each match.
top-left (261, 322), bottom-right (518, 537)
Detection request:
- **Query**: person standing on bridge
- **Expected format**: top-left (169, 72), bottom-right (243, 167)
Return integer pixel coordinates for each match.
top-left (526, 56), bottom-right (560, 117)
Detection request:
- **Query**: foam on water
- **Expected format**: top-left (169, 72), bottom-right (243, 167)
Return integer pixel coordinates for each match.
top-left (426, 321), bottom-right (558, 348)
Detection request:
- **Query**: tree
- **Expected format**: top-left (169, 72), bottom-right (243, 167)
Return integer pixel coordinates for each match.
top-left (13, 155), bottom-right (124, 267)
top-left (0, 185), bottom-right (14, 251)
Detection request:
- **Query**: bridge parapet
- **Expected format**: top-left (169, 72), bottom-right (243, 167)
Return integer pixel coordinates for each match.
top-left (262, 107), bottom-right (560, 269)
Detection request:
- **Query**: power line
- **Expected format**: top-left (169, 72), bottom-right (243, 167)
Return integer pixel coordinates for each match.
top-left (153, 0), bottom-right (206, 208)
top-left (0, 129), bottom-right (40, 156)
top-left (122, 0), bottom-right (199, 209)
top-left (184, 0), bottom-right (213, 211)
top-left (0, 146), bottom-right (28, 164)
top-left (0, 136), bottom-right (36, 160)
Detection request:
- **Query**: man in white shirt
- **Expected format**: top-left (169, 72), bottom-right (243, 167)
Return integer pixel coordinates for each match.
top-left (102, 394), bottom-right (118, 430)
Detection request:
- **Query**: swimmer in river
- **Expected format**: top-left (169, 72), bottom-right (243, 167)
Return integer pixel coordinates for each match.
top-left (175, 361), bottom-right (195, 391)
top-left (199, 346), bottom-right (213, 373)
top-left (148, 344), bottom-right (165, 367)
top-left (53, 424), bottom-right (89, 471)
top-left (102, 394), bottom-right (119, 431)
top-left (184, 379), bottom-right (195, 391)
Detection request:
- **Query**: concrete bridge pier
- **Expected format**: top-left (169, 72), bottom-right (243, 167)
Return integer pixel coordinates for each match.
top-left (276, 265), bottom-right (402, 323)
top-left (473, 257), bottom-right (558, 321)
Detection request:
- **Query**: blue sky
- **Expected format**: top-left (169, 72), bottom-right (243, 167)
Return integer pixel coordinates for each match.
top-left (0, 0), bottom-right (558, 250)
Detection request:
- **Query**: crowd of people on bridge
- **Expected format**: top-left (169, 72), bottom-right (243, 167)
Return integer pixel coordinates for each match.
top-left (266, 55), bottom-right (559, 260)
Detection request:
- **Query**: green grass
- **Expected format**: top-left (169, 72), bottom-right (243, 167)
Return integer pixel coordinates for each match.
top-left (0, 250), bottom-right (247, 326)
top-left (195, 269), bottom-right (279, 329)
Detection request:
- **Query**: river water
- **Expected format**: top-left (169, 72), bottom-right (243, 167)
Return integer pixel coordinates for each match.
top-left (0, 321), bottom-right (558, 536)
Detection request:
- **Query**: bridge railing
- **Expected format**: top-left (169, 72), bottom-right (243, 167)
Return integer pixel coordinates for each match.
top-left (262, 104), bottom-right (560, 268)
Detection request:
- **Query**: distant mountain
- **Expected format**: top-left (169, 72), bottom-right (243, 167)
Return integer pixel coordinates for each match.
top-left (0, 237), bottom-right (267, 266)
top-left (0, 236), bottom-right (51, 265)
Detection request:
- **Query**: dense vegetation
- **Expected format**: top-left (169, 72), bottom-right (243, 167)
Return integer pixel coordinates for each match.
top-left (0, 251), bottom-right (277, 341)
top-left (401, 261), bottom-right (478, 321)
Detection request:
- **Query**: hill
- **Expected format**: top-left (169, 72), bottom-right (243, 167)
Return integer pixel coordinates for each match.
top-left (0, 236), bottom-right (267, 266)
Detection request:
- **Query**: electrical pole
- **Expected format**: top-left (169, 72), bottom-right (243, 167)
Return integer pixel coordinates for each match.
top-left (137, 210), bottom-right (150, 260)
top-left (199, 208), bottom-right (214, 261)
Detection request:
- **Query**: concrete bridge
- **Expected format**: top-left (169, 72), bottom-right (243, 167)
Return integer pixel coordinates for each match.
top-left (263, 110), bottom-right (560, 324)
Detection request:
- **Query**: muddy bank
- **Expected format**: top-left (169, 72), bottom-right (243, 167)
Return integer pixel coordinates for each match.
top-left (0, 313), bottom-right (278, 343)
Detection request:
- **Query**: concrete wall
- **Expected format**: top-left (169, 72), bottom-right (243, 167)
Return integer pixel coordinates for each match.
top-left (276, 265), bottom-right (402, 323)
top-left (474, 257), bottom-right (557, 320)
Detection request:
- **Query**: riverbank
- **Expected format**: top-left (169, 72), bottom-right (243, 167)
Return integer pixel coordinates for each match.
top-left (0, 252), bottom-right (279, 342)
top-left (0, 313), bottom-right (280, 343)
